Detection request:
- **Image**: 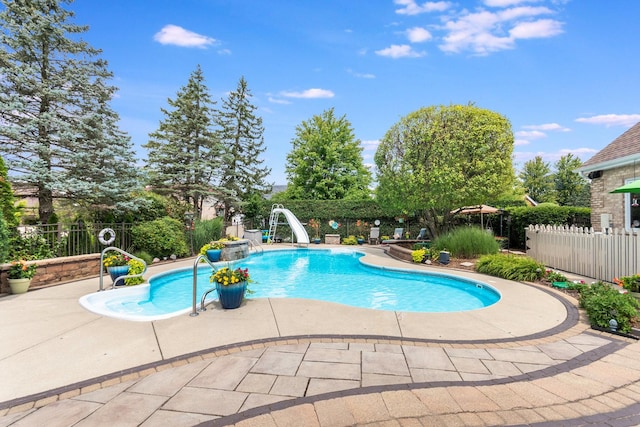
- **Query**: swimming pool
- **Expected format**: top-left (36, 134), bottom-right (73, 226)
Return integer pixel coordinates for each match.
top-left (80, 249), bottom-right (500, 321)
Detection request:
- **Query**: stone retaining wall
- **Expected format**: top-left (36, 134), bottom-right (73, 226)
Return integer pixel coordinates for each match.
top-left (385, 243), bottom-right (413, 262)
top-left (0, 254), bottom-right (102, 295)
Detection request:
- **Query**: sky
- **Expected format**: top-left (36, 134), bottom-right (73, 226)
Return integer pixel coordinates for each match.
top-left (67, 0), bottom-right (640, 185)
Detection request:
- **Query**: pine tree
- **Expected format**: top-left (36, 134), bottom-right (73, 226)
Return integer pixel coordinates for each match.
top-left (519, 156), bottom-right (556, 203)
top-left (144, 65), bottom-right (224, 219)
top-left (0, 0), bottom-right (139, 223)
top-left (216, 76), bottom-right (272, 219)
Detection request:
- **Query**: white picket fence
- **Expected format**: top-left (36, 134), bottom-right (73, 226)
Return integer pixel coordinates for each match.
top-left (525, 225), bottom-right (640, 282)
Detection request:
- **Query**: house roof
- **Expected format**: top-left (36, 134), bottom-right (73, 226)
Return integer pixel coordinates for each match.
top-left (581, 121), bottom-right (640, 170)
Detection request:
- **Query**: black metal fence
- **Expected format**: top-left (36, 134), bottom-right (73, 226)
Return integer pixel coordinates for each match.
top-left (16, 222), bottom-right (135, 257)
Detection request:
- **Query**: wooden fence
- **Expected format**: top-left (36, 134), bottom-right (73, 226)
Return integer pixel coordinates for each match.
top-left (525, 225), bottom-right (640, 282)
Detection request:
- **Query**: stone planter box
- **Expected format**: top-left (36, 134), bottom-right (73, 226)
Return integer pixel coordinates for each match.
top-left (221, 239), bottom-right (249, 261)
top-left (1, 254), bottom-right (102, 295)
top-left (325, 234), bottom-right (341, 245)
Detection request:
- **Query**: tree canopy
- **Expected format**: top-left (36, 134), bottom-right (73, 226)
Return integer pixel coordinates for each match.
top-left (554, 153), bottom-right (590, 207)
top-left (519, 156), bottom-right (556, 204)
top-left (0, 0), bottom-right (140, 223)
top-left (144, 65), bottom-right (224, 219)
top-left (375, 104), bottom-right (515, 237)
top-left (216, 76), bottom-right (271, 219)
top-left (284, 108), bottom-right (371, 200)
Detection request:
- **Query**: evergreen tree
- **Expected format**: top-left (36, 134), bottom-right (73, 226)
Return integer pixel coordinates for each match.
top-left (519, 156), bottom-right (556, 203)
top-left (554, 153), bottom-right (590, 207)
top-left (216, 76), bottom-right (271, 219)
top-left (285, 108), bottom-right (371, 200)
top-left (144, 65), bottom-right (224, 219)
top-left (0, 0), bottom-right (139, 223)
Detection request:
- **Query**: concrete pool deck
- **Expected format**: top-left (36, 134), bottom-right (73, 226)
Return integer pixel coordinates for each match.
top-left (1, 245), bottom-right (639, 426)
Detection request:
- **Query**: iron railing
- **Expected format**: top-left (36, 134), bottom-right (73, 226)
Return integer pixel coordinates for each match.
top-left (16, 222), bottom-right (135, 257)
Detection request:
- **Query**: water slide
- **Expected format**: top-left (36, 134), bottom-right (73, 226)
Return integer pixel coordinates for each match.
top-left (272, 208), bottom-right (310, 245)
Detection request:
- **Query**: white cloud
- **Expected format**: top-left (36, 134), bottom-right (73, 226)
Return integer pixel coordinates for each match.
top-left (153, 24), bottom-right (216, 48)
top-left (361, 139), bottom-right (381, 151)
top-left (438, 5), bottom-right (563, 54)
top-left (268, 97), bottom-right (291, 105)
top-left (347, 69), bottom-right (376, 79)
top-left (375, 44), bottom-right (426, 58)
top-left (395, 0), bottom-right (452, 15)
top-left (510, 19), bottom-right (563, 38)
top-left (484, 0), bottom-right (542, 6)
top-left (280, 88), bottom-right (335, 99)
top-left (515, 130), bottom-right (546, 139)
top-left (522, 123), bottom-right (570, 131)
top-left (558, 147), bottom-right (598, 155)
top-left (514, 139), bottom-right (530, 146)
top-left (575, 114), bottom-right (640, 127)
top-left (407, 27), bottom-right (433, 43)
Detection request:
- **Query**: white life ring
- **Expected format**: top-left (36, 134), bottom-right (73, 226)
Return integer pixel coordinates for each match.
top-left (98, 228), bottom-right (116, 245)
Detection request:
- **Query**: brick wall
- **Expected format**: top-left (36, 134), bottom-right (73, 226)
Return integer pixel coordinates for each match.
top-left (0, 254), bottom-right (102, 294)
top-left (591, 164), bottom-right (637, 230)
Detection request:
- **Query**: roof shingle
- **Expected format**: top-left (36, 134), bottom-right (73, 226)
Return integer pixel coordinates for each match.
top-left (582, 121), bottom-right (640, 167)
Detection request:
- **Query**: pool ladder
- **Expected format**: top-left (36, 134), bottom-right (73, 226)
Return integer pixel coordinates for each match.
top-left (190, 255), bottom-right (219, 317)
top-left (99, 246), bottom-right (148, 291)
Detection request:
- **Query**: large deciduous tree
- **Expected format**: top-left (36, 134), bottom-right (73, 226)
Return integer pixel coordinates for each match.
top-left (554, 153), bottom-right (590, 207)
top-left (519, 156), bottom-right (556, 203)
top-left (216, 76), bottom-right (271, 219)
top-left (285, 108), bottom-right (371, 200)
top-left (0, 0), bottom-right (139, 223)
top-left (144, 65), bottom-right (224, 219)
top-left (375, 104), bottom-right (515, 238)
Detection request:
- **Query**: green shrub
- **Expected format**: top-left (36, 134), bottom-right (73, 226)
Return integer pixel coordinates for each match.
top-left (0, 212), bottom-right (8, 263)
top-left (545, 270), bottom-right (568, 283)
top-left (131, 217), bottom-right (189, 258)
top-left (411, 248), bottom-right (427, 263)
top-left (579, 282), bottom-right (640, 333)
top-left (193, 217), bottom-right (224, 252)
top-left (125, 258), bottom-right (146, 286)
top-left (430, 227), bottom-right (500, 259)
top-left (8, 234), bottom-right (56, 260)
top-left (475, 253), bottom-right (545, 281)
top-left (342, 235), bottom-right (358, 245)
top-left (133, 250), bottom-right (154, 265)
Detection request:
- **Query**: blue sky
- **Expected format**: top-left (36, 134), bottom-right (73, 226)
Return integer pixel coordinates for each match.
top-left (70, 0), bottom-right (640, 185)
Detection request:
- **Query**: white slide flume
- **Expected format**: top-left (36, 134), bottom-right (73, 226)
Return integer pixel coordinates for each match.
top-left (272, 208), bottom-right (310, 245)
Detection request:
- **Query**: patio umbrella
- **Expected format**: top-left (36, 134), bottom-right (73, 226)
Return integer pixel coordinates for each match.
top-left (610, 179), bottom-right (640, 193)
top-left (450, 205), bottom-right (500, 229)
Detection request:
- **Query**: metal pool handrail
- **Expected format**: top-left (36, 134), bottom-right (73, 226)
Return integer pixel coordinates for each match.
top-left (99, 246), bottom-right (148, 291)
top-left (191, 255), bottom-right (217, 317)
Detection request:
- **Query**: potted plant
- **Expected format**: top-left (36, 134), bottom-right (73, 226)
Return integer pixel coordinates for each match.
top-left (200, 241), bottom-right (225, 262)
top-left (7, 260), bottom-right (37, 294)
top-left (308, 218), bottom-right (321, 244)
top-left (354, 220), bottom-right (368, 244)
top-left (103, 251), bottom-right (130, 285)
top-left (210, 266), bottom-right (251, 309)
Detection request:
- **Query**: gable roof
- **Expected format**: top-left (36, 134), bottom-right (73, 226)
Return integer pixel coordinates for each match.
top-left (580, 121), bottom-right (640, 171)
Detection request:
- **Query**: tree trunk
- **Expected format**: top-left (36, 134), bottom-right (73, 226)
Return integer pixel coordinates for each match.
top-left (38, 186), bottom-right (54, 224)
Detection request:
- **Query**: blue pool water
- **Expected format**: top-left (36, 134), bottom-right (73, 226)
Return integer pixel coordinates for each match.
top-left (89, 249), bottom-right (500, 319)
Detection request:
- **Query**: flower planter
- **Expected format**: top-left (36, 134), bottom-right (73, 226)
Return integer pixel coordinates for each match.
top-left (357, 238), bottom-right (364, 245)
top-left (205, 249), bottom-right (222, 262)
top-left (8, 278), bottom-right (31, 294)
top-left (107, 265), bottom-right (130, 285)
top-left (313, 238), bottom-right (321, 244)
top-left (216, 281), bottom-right (247, 309)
